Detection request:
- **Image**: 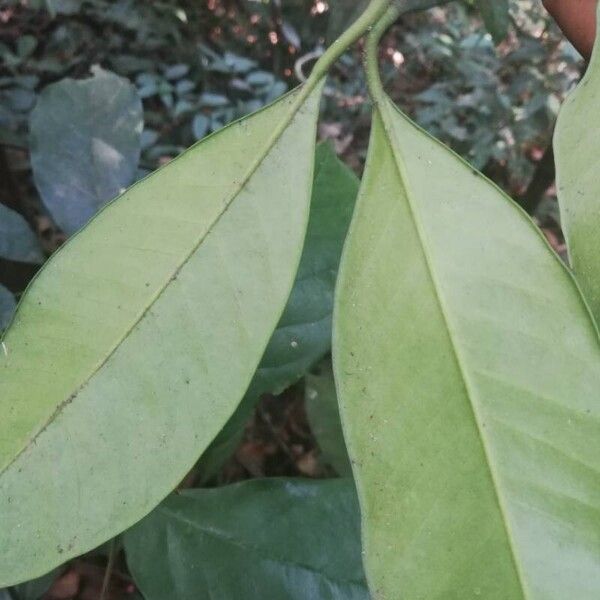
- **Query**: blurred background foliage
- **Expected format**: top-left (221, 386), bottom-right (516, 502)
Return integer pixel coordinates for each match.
top-left (0, 0), bottom-right (581, 207)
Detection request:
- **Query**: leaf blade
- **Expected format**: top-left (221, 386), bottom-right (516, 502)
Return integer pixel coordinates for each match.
top-left (0, 205), bottom-right (44, 264)
top-left (29, 68), bottom-right (143, 235)
top-left (475, 0), bottom-right (509, 43)
top-left (0, 85), bottom-right (322, 585)
top-left (305, 358), bottom-right (352, 476)
top-left (124, 478), bottom-right (369, 600)
top-left (554, 3), bottom-right (600, 322)
top-left (334, 98), bottom-right (600, 599)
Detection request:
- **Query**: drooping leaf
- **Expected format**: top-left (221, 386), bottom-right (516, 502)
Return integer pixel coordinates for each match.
top-left (0, 85), bottom-right (323, 586)
top-left (305, 358), bottom-right (352, 476)
top-left (554, 3), bottom-right (600, 323)
top-left (29, 67), bottom-right (143, 235)
top-left (0, 205), bottom-right (44, 264)
top-left (475, 0), bottom-right (509, 43)
top-left (334, 96), bottom-right (600, 598)
top-left (124, 478), bottom-right (369, 600)
top-left (0, 285), bottom-right (16, 332)
top-left (198, 142), bottom-right (359, 479)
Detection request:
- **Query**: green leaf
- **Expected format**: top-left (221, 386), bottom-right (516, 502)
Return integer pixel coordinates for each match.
top-left (124, 478), bottom-right (369, 600)
top-left (29, 67), bottom-right (143, 235)
top-left (10, 569), bottom-right (58, 600)
top-left (16, 36), bottom-right (37, 60)
top-left (0, 204), bottom-right (44, 264)
top-left (0, 85), bottom-right (323, 586)
top-left (475, 0), bottom-right (509, 43)
top-left (334, 96), bottom-right (600, 598)
top-left (554, 4), bottom-right (600, 323)
top-left (0, 285), bottom-right (16, 332)
top-left (305, 358), bottom-right (352, 476)
top-left (198, 142), bottom-right (359, 479)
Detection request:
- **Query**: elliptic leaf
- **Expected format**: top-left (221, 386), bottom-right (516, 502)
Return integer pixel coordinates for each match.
top-left (0, 204), bottom-right (44, 264)
top-left (334, 97), bottom-right (600, 598)
top-left (554, 3), bottom-right (600, 322)
top-left (124, 478), bottom-right (369, 600)
top-left (305, 359), bottom-right (352, 476)
top-left (0, 85), bottom-right (323, 586)
top-left (199, 142), bottom-right (358, 479)
top-left (29, 67), bottom-right (143, 235)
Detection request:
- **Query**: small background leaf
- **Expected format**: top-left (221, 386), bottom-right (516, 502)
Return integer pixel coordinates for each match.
top-left (9, 569), bottom-right (58, 600)
top-left (326, 0), bottom-right (369, 42)
top-left (0, 285), bottom-right (16, 332)
top-left (305, 358), bottom-right (352, 476)
top-left (475, 0), bottom-right (509, 43)
top-left (0, 205), bottom-right (44, 264)
top-left (29, 67), bottom-right (143, 235)
top-left (554, 3), bottom-right (600, 321)
top-left (124, 478), bottom-right (369, 600)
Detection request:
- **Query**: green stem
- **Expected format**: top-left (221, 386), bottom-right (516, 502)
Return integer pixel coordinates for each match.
top-left (252, 0), bottom-right (394, 182)
top-left (365, 0), bottom-right (452, 103)
top-left (306, 0), bottom-right (395, 87)
top-left (365, 3), bottom-right (403, 104)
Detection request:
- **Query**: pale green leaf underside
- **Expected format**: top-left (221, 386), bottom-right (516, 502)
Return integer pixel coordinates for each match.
top-left (334, 97), bottom-right (600, 599)
top-left (0, 85), bottom-right (322, 585)
top-left (554, 3), bottom-right (600, 324)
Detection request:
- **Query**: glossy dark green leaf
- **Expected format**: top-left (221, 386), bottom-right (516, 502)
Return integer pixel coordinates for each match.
top-left (29, 67), bottom-right (143, 235)
top-left (199, 142), bottom-right (359, 478)
top-left (0, 85), bottom-right (322, 586)
top-left (554, 3), bottom-right (600, 322)
top-left (124, 479), bottom-right (369, 600)
top-left (305, 359), bottom-right (352, 476)
top-left (0, 204), bottom-right (44, 264)
top-left (248, 142), bottom-right (358, 397)
top-left (334, 96), bottom-right (600, 598)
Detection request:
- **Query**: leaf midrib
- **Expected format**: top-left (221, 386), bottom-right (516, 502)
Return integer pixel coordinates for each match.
top-left (378, 98), bottom-right (529, 599)
top-left (1, 90), bottom-right (309, 479)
